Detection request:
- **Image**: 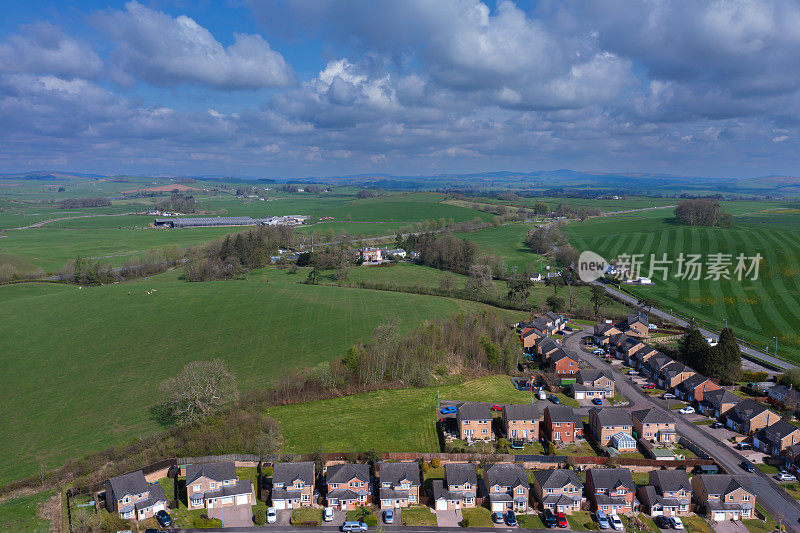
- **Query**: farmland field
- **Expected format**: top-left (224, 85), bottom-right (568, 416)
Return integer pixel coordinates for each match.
top-left (454, 224), bottom-right (551, 272)
top-left (568, 204), bottom-right (800, 361)
top-left (0, 269), bottom-right (523, 484)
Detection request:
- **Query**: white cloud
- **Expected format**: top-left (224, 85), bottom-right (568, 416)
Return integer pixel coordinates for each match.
top-left (0, 22), bottom-right (102, 79)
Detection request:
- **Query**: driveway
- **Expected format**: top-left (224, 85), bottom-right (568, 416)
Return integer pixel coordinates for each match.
top-left (274, 509), bottom-right (292, 526)
top-left (713, 520), bottom-right (750, 533)
top-left (208, 504), bottom-right (254, 527)
top-left (436, 509), bottom-right (462, 527)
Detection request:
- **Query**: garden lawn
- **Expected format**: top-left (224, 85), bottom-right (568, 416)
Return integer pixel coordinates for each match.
top-left (292, 508), bottom-right (322, 524)
top-left (400, 506), bottom-right (437, 526)
top-left (266, 375), bottom-right (540, 453)
top-left (565, 510), bottom-right (594, 531)
top-left (0, 269), bottom-right (522, 485)
top-left (682, 515), bottom-right (712, 533)
top-left (0, 489), bottom-right (53, 532)
top-left (459, 507), bottom-right (493, 527)
top-left (517, 513), bottom-right (545, 529)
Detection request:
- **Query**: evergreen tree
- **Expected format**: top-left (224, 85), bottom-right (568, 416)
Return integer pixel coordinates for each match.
top-left (716, 327), bottom-right (742, 383)
top-left (678, 325), bottom-right (710, 373)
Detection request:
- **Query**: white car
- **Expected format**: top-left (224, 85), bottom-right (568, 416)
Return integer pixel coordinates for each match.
top-left (593, 349), bottom-right (606, 355)
top-left (678, 406), bottom-right (695, 414)
top-left (662, 393), bottom-right (676, 399)
top-left (609, 514), bottom-right (624, 530)
top-left (668, 516), bottom-right (684, 530)
top-left (267, 507), bottom-right (277, 524)
top-left (777, 472), bottom-right (798, 482)
top-left (323, 507), bottom-right (335, 522)
top-left (648, 323), bottom-right (658, 330)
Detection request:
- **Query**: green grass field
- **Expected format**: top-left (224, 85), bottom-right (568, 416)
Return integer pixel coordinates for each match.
top-left (0, 269), bottom-right (522, 485)
top-left (265, 375), bottom-right (537, 453)
top-left (568, 206), bottom-right (800, 360)
top-left (454, 224), bottom-right (551, 273)
top-left (0, 489), bottom-right (53, 532)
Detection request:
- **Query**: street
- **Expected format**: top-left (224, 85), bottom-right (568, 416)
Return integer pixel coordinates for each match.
top-left (173, 528), bottom-right (569, 533)
top-left (563, 329), bottom-right (800, 532)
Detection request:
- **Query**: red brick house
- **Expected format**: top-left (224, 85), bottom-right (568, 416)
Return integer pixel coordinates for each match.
top-left (544, 406), bottom-right (583, 444)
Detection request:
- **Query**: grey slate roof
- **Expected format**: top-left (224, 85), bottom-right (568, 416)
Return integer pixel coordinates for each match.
top-left (731, 399), bottom-right (773, 421)
top-left (186, 462), bottom-right (237, 484)
top-left (327, 489), bottom-right (360, 501)
top-left (379, 487), bottom-right (410, 500)
top-left (204, 479), bottom-right (252, 499)
top-left (536, 336), bottom-right (560, 352)
top-left (703, 389), bottom-right (742, 409)
top-left (273, 462), bottom-right (315, 486)
top-left (107, 470), bottom-right (151, 500)
top-left (587, 468), bottom-right (635, 491)
top-left (545, 405), bottom-right (581, 424)
top-left (650, 470), bottom-right (691, 493)
top-left (677, 374), bottom-right (714, 391)
top-left (627, 311), bottom-right (648, 326)
top-left (594, 323), bottom-right (618, 336)
top-left (590, 407), bottom-right (632, 426)
top-left (763, 418), bottom-right (800, 440)
top-left (378, 462), bottom-right (420, 486)
top-left (484, 463), bottom-right (529, 490)
top-left (696, 474), bottom-right (746, 496)
top-left (577, 369), bottom-right (613, 384)
top-left (631, 408), bottom-right (674, 425)
top-left (326, 463), bottom-right (370, 484)
top-left (549, 349), bottom-right (577, 363)
top-left (271, 488), bottom-right (302, 501)
top-left (503, 403), bottom-right (540, 421)
top-left (457, 402), bottom-right (492, 421)
top-left (533, 469), bottom-right (583, 490)
top-left (445, 463), bottom-right (478, 486)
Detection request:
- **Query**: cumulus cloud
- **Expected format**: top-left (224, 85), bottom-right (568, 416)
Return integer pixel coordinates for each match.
top-left (94, 1), bottom-right (294, 90)
top-left (0, 22), bottom-right (102, 79)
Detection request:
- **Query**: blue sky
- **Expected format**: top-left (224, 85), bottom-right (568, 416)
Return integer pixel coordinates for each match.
top-left (1, 0), bottom-right (800, 178)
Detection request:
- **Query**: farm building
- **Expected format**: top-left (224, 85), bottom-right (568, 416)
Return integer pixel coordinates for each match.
top-left (154, 215), bottom-right (307, 228)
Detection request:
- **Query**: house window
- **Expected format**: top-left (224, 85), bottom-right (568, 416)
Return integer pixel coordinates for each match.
top-left (330, 484), bottom-right (339, 489)
top-left (121, 510), bottom-right (134, 519)
top-left (410, 495), bottom-right (417, 502)
top-left (464, 483), bottom-right (471, 490)
top-left (383, 500), bottom-right (392, 506)
top-left (545, 489), bottom-right (554, 494)
top-left (602, 506), bottom-right (609, 511)
top-left (295, 482), bottom-right (303, 489)
top-left (302, 494), bottom-right (311, 502)
top-left (743, 495), bottom-right (750, 501)
top-left (401, 483), bottom-right (410, 489)
top-left (123, 496), bottom-right (130, 504)
top-left (481, 429), bottom-right (487, 434)
top-left (359, 495), bottom-right (367, 502)
top-left (193, 484), bottom-right (201, 492)
top-left (210, 482), bottom-right (216, 489)
top-left (618, 488), bottom-right (626, 495)
top-left (517, 488), bottom-right (524, 494)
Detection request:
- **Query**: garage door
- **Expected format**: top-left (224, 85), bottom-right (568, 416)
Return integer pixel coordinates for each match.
top-left (273, 499), bottom-right (286, 510)
top-left (236, 494), bottom-right (249, 505)
top-left (575, 392), bottom-right (585, 399)
top-left (153, 502), bottom-right (165, 513)
top-left (436, 500), bottom-right (447, 511)
top-left (713, 512), bottom-right (726, 522)
top-left (491, 501), bottom-right (504, 512)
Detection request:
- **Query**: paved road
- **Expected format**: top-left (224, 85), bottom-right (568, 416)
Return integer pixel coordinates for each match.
top-left (174, 527), bottom-right (569, 533)
top-left (596, 280), bottom-right (794, 373)
top-left (564, 329), bottom-right (800, 532)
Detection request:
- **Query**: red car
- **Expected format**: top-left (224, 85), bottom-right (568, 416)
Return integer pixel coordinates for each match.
top-left (491, 404), bottom-right (503, 411)
top-left (642, 382), bottom-right (657, 389)
top-left (557, 512), bottom-right (568, 528)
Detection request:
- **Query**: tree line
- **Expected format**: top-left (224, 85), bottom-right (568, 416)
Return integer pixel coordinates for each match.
top-left (57, 197), bottom-right (111, 209)
top-left (662, 324), bottom-right (742, 383)
top-left (674, 198), bottom-right (732, 227)
top-left (155, 192), bottom-right (198, 213)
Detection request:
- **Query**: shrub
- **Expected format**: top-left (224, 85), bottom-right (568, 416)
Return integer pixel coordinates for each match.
top-left (194, 515), bottom-right (224, 528)
top-left (431, 457), bottom-right (441, 468)
top-left (421, 462), bottom-right (430, 474)
top-left (461, 517), bottom-right (471, 528)
top-left (100, 513), bottom-right (131, 533)
top-left (254, 507), bottom-right (267, 525)
top-left (364, 514), bottom-right (378, 526)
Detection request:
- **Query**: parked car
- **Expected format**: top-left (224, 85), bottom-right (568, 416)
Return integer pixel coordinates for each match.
top-left (550, 395), bottom-right (561, 404)
top-left (777, 472), bottom-right (798, 482)
top-left (492, 512), bottom-right (505, 524)
top-left (342, 521), bottom-right (368, 532)
top-left (628, 370), bottom-right (639, 375)
top-left (741, 460), bottom-right (755, 473)
top-left (593, 349), bottom-right (606, 355)
top-left (492, 404), bottom-right (504, 411)
top-left (668, 516), bottom-right (685, 530)
top-left (609, 514), bottom-right (624, 531)
top-left (648, 323), bottom-right (658, 330)
top-left (441, 405), bottom-right (456, 414)
top-left (654, 515), bottom-right (671, 528)
top-left (384, 509), bottom-right (394, 524)
top-left (505, 511), bottom-right (517, 527)
top-left (642, 383), bottom-right (657, 389)
top-left (564, 326), bottom-right (574, 332)
top-left (543, 509), bottom-right (558, 528)
top-left (556, 512), bottom-right (568, 528)
top-left (738, 442), bottom-right (752, 450)
top-left (267, 507), bottom-right (277, 524)
top-left (155, 510), bottom-right (172, 528)
top-left (711, 421), bottom-right (724, 428)
top-left (592, 398), bottom-right (603, 405)
top-left (595, 509), bottom-right (610, 529)
top-left (323, 507), bottom-right (334, 522)
top-left (144, 529), bottom-right (165, 533)
top-left (678, 406), bottom-right (695, 414)
top-left (662, 392), bottom-right (676, 399)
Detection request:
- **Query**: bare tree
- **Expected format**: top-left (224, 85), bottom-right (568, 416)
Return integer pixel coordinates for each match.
top-left (160, 360), bottom-right (238, 422)
top-left (465, 263), bottom-right (494, 294)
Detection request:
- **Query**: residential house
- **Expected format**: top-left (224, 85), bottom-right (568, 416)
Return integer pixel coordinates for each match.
top-left (104, 470), bottom-right (167, 521)
top-left (588, 408), bottom-right (633, 447)
top-left (629, 346), bottom-right (662, 370)
top-left (326, 463), bottom-right (371, 510)
top-left (502, 404), bottom-right (540, 442)
top-left (691, 474), bottom-right (755, 521)
top-left (638, 470), bottom-right (691, 517)
top-left (593, 323), bottom-right (622, 346)
top-left (535, 336), bottom-right (561, 359)
top-left (656, 361), bottom-right (696, 391)
top-left (754, 419), bottom-right (800, 456)
top-left (532, 469), bottom-right (584, 515)
top-left (572, 369), bottom-right (614, 399)
top-left (585, 469), bottom-right (636, 514)
top-left (520, 327), bottom-right (546, 350)
top-left (548, 349), bottom-right (579, 375)
top-left (271, 462), bottom-right (315, 510)
top-left (631, 408), bottom-right (676, 444)
top-left (622, 311), bottom-right (650, 337)
top-left (432, 463), bottom-right (478, 510)
top-left (676, 375), bottom-right (721, 403)
top-left (484, 463), bottom-right (530, 512)
top-left (359, 247), bottom-right (383, 262)
top-left (610, 432), bottom-right (637, 452)
top-left (383, 248), bottom-right (407, 259)
top-left (543, 405), bottom-right (584, 444)
top-left (457, 402), bottom-right (493, 441)
top-left (529, 273), bottom-right (544, 282)
top-left (767, 385), bottom-right (800, 410)
top-left (378, 462), bottom-right (420, 509)
top-left (642, 353), bottom-right (674, 381)
top-left (186, 462), bottom-right (253, 510)
top-left (699, 389), bottom-right (742, 418)
top-left (608, 334), bottom-right (646, 363)
top-left (725, 399), bottom-right (781, 434)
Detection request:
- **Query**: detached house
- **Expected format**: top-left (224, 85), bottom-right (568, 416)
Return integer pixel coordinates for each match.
top-left (432, 463), bottom-right (478, 510)
top-left (535, 336), bottom-right (561, 359)
top-left (631, 408), bottom-right (676, 444)
top-left (642, 353), bottom-right (674, 381)
top-left (593, 323), bottom-right (621, 345)
top-left (692, 474), bottom-right (755, 522)
top-left (676, 375), bottom-right (721, 403)
top-left (754, 419), bottom-right (800, 456)
top-left (532, 469), bottom-right (584, 515)
top-left (326, 463), bottom-right (371, 510)
top-left (588, 408), bottom-right (633, 448)
top-left (457, 402), bottom-right (493, 441)
top-left (521, 327), bottom-right (545, 350)
top-left (585, 469), bottom-right (636, 515)
top-left (657, 361), bottom-right (695, 390)
top-left (378, 462), bottom-right (420, 509)
top-left (104, 470), bottom-right (167, 521)
top-left (543, 405), bottom-right (584, 444)
top-left (638, 470), bottom-right (692, 517)
top-left (630, 347), bottom-right (661, 370)
top-left (609, 334), bottom-right (646, 363)
top-left (503, 403), bottom-right (540, 442)
top-left (484, 463), bottom-right (530, 512)
top-left (726, 399), bottom-right (781, 434)
top-left (699, 389), bottom-right (742, 418)
top-left (548, 349), bottom-right (579, 375)
top-left (572, 369), bottom-right (614, 399)
top-left (271, 462), bottom-right (315, 510)
top-left (186, 462), bottom-right (253, 510)
top-left (622, 311), bottom-right (650, 337)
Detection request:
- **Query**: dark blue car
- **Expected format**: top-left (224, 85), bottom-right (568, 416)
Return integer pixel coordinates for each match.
top-left (441, 405), bottom-right (457, 414)
top-left (155, 510), bottom-right (172, 528)
top-left (505, 511), bottom-right (517, 527)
